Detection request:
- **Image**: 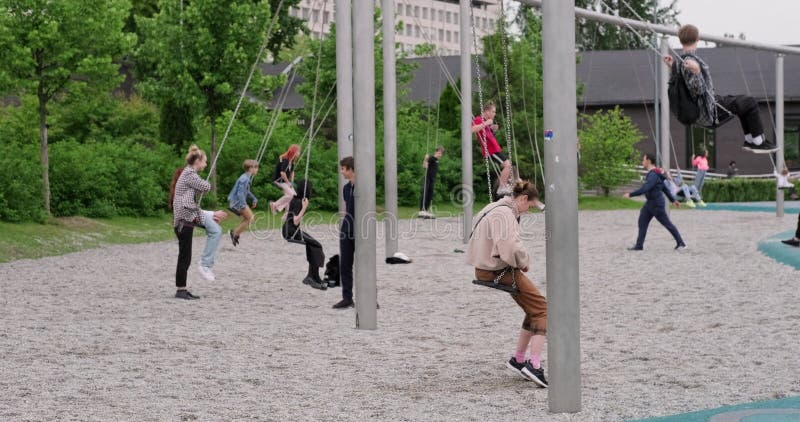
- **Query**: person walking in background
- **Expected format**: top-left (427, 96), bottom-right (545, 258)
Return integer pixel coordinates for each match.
top-left (726, 160), bottom-right (738, 178)
top-left (170, 145), bottom-right (228, 299)
top-left (333, 156), bottom-right (356, 309)
top-left (419, 146), bottom-right (444, 219)
top-left (227, 159), bottom-right (259, 246)
top-left (467, 180), bottom-right (548, 387)
top-left (269, 144), bottom-right (301, 215)
top-left (624, 153), bottom-right (686, 251)
top-left (776, 166), bottom-right (798, 200)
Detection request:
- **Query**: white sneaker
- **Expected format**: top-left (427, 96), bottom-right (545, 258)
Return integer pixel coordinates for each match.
top-left (197, 265), bottom-right (215, 281)
top-left (418, 210), bottom-right (435, 219)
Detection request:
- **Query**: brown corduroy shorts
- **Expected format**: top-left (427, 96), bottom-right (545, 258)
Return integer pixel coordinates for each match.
top-left (475, 268), bottom-right (547, 335)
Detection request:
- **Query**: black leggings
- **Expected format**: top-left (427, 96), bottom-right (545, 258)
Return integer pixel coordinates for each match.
top-left (174, 225), bottom-right (194, 289)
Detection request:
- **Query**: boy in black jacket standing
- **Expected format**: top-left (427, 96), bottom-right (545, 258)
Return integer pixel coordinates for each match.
top-left (624, 153), bottom-right (686, 251)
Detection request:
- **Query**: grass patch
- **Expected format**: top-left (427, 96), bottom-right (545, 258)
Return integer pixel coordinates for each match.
top-left (0, 198), bottom-right (639, 263)
top-left (578, 196), bottom-right (643, 210)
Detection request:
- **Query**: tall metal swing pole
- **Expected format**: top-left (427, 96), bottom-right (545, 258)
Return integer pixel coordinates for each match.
top-left (459, 0), bottom-right (473, 243)
top-left (382, 0), bottom-right (398, 257)
top-left (335, 0), bottom-right (353, 214)
top-left (660, 37), bottom-right (671, 175)
top-left (542, 0), bottom-right (581, 413)
top-left (776, 54), bottom-right (785, 218)
top-left (352, 0), bottom-right (377, 329)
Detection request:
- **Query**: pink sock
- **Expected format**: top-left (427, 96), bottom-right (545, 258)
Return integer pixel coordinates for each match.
top-left (530, 354), bottom-right (541, 369)
top-left (514, 352), bottom-right (526, 363)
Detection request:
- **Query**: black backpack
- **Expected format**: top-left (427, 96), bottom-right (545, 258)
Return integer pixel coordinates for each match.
top-left (668, 57), bottom-right (700, 126)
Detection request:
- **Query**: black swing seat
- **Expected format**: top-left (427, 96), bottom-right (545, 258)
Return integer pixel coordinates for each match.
top-left (286, 238), bottom-right (306, 245)
top-left (742, 145), bottom-right (781, 154)
top-left (472, 279), bottom-right (518, 294)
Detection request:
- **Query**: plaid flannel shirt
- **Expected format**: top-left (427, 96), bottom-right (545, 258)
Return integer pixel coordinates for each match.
top-left (172, 166), bottom-right (211, 228)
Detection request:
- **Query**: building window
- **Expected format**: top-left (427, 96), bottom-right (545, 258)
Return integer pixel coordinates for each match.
top-left (438, 28), bottom-right (444, 41)
top-left (439, 10), bottom-right (444, 22)
top-left (455, 31), bottom-right (459, 43)
top-left (423, 7), bottom-right (428, 20)
top-left (312, 9), bottom-right (319, 23)
top-left (415, 26), bottom-right (420, 38)
top-left (446, 11), bottom-right (451, 24)
top-left (407, 5), bottom-right (412, 16)
top-left (406, 23), bottom-right (412, 36)
top-left (323, 11), bottom-right (329, 25)
top-left (302, 8), bottom-right (309, 19)
top-left (446, 30), bottom-right (451, 42)
top-left (414, 6), bottom-right (419, 17)
top-left (454, 12), bottom-right (458, 23)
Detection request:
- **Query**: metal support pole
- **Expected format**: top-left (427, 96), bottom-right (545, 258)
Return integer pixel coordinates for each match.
top-left (460, 0), bottom-right (473, 243)
top-left (542, 0), bottom-right (581, 413)
top-left (660, 37), bottom-right (671, 174)
top-left (653, 7), bottom-right (660, 166)
top-left (336, 0), bottom-right (354, 215)
top-left (352, 0), bottom-right (377, 329)
top-left (382, 0), bottom-right (398, 257)
top-left (776, 54), bottom-right (785, 217)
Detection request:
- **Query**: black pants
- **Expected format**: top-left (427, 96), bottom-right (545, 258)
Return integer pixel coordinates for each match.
top-left (794, 213), bottom-right (800, 239)
top-left (420, 176), bottom-right (436, 211)
top-left (339, 235), bottom-right (355, 301)
top-left (174, 225), bottom-right (194, 289)
top-left (294, 230), bottom-right (324, 269)
top-left (716, 95), bottom-right (764, 137)
top-left (635, 202), bottom-right (684, 248)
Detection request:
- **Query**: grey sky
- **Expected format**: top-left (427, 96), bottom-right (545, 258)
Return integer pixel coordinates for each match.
top-left (668, 0), bottom-right (800, 47)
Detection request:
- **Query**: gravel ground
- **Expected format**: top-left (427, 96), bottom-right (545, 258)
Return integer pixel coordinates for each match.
top-left (1, 209), bottom-right (798, 421)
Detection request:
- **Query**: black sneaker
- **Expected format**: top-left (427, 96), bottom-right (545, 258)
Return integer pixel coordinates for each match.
top-left (175, 290), bottom-right (200, 300)
top-left (229, 230), bottom-right (239, 247)
top-left (332, 298), bottom-right (354, 309)
top-left (781, 238), bottom-right (800, 247)
top-left (743, 140), bottom-right (779, 153)
top-left (521, 362), bottom-right (548, 388)
top-left (627, 246), bottom-right (643, 251)
top-left (505, 357), bottom-right (530, 380)
top-left (303, 276), bottom-right (327, 290)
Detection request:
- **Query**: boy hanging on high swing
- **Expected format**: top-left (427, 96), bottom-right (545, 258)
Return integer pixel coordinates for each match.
top-left (665, 24), bottom-right (778, 153)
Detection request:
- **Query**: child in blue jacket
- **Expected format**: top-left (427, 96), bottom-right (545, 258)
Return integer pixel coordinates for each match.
top-left (227, 159), bottom-right (259, 246)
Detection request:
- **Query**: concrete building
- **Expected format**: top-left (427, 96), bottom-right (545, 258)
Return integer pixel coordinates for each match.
top-left (290, 0), bottom-right (501, 55)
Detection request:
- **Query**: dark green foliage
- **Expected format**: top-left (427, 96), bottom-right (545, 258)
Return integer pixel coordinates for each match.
top-left (578, 107), bottom-right (641, 196)
top-left (702, 179), bottom-right (792, 202)
top-left (159, 99), bottom-right (196, 152)
top-left (573, 0), bottom-right (679, 51)
top-left (50, 92), bottom-right (159, 146)
top-left (0, 143), bottom-right (45, 222)
top-left (48, 140), bottom-right (177, 218)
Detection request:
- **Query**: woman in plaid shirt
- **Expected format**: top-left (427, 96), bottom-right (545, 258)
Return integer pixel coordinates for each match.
top-left (170, 145), bottom-right (227, 300)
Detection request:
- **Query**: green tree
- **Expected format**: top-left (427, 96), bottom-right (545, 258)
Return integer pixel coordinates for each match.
top-left (574, 0), bottom-right (679, 50)
top-left (477, 8), bottom-right (545, 191)
top-left (295, 12), bottom-right (417, 142)
top-left (578, 107), bottom-right (640, 196)
top-left (136, 0), bottom-right (284, 197)
top-left (0, 0), bottom-right (135, 216)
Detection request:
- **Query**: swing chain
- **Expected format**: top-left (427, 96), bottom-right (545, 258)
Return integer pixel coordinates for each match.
top-left (470, 4), bottom-right (493, 202)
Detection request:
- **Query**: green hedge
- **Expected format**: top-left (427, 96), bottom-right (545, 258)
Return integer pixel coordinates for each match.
top-left (702, 178), bottom-right (791, 202)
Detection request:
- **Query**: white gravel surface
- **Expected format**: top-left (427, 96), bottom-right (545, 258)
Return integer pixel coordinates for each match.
top-left (1, 209), bottom-right (798, 421)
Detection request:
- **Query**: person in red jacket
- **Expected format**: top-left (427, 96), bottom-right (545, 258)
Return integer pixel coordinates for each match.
top-left (472, 101), bottom-right (512, 195)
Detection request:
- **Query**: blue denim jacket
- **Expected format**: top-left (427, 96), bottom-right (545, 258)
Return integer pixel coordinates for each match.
top-left (227, 173), bottom-right (257, 211)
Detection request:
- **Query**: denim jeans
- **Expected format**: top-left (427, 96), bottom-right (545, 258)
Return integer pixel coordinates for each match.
top-left (200, 210), bottom-right (221, 267)
top-left (694, 170), bottom-right (706, 199)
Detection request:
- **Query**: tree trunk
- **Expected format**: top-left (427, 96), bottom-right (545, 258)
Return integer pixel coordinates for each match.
top-left (38, 90), bottom-right (50, 217)
top-left (209, 116), bottom-right (218, 206)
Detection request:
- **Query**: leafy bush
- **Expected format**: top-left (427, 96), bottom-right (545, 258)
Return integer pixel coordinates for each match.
top-left (0, 143), bottom-right (46, 222)
top-left (49, 140), bottom-right (177, 218)
top-left (578, 107), bottom-right (641, 196)
top-left (702, 178), bottom-right (790, 202)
